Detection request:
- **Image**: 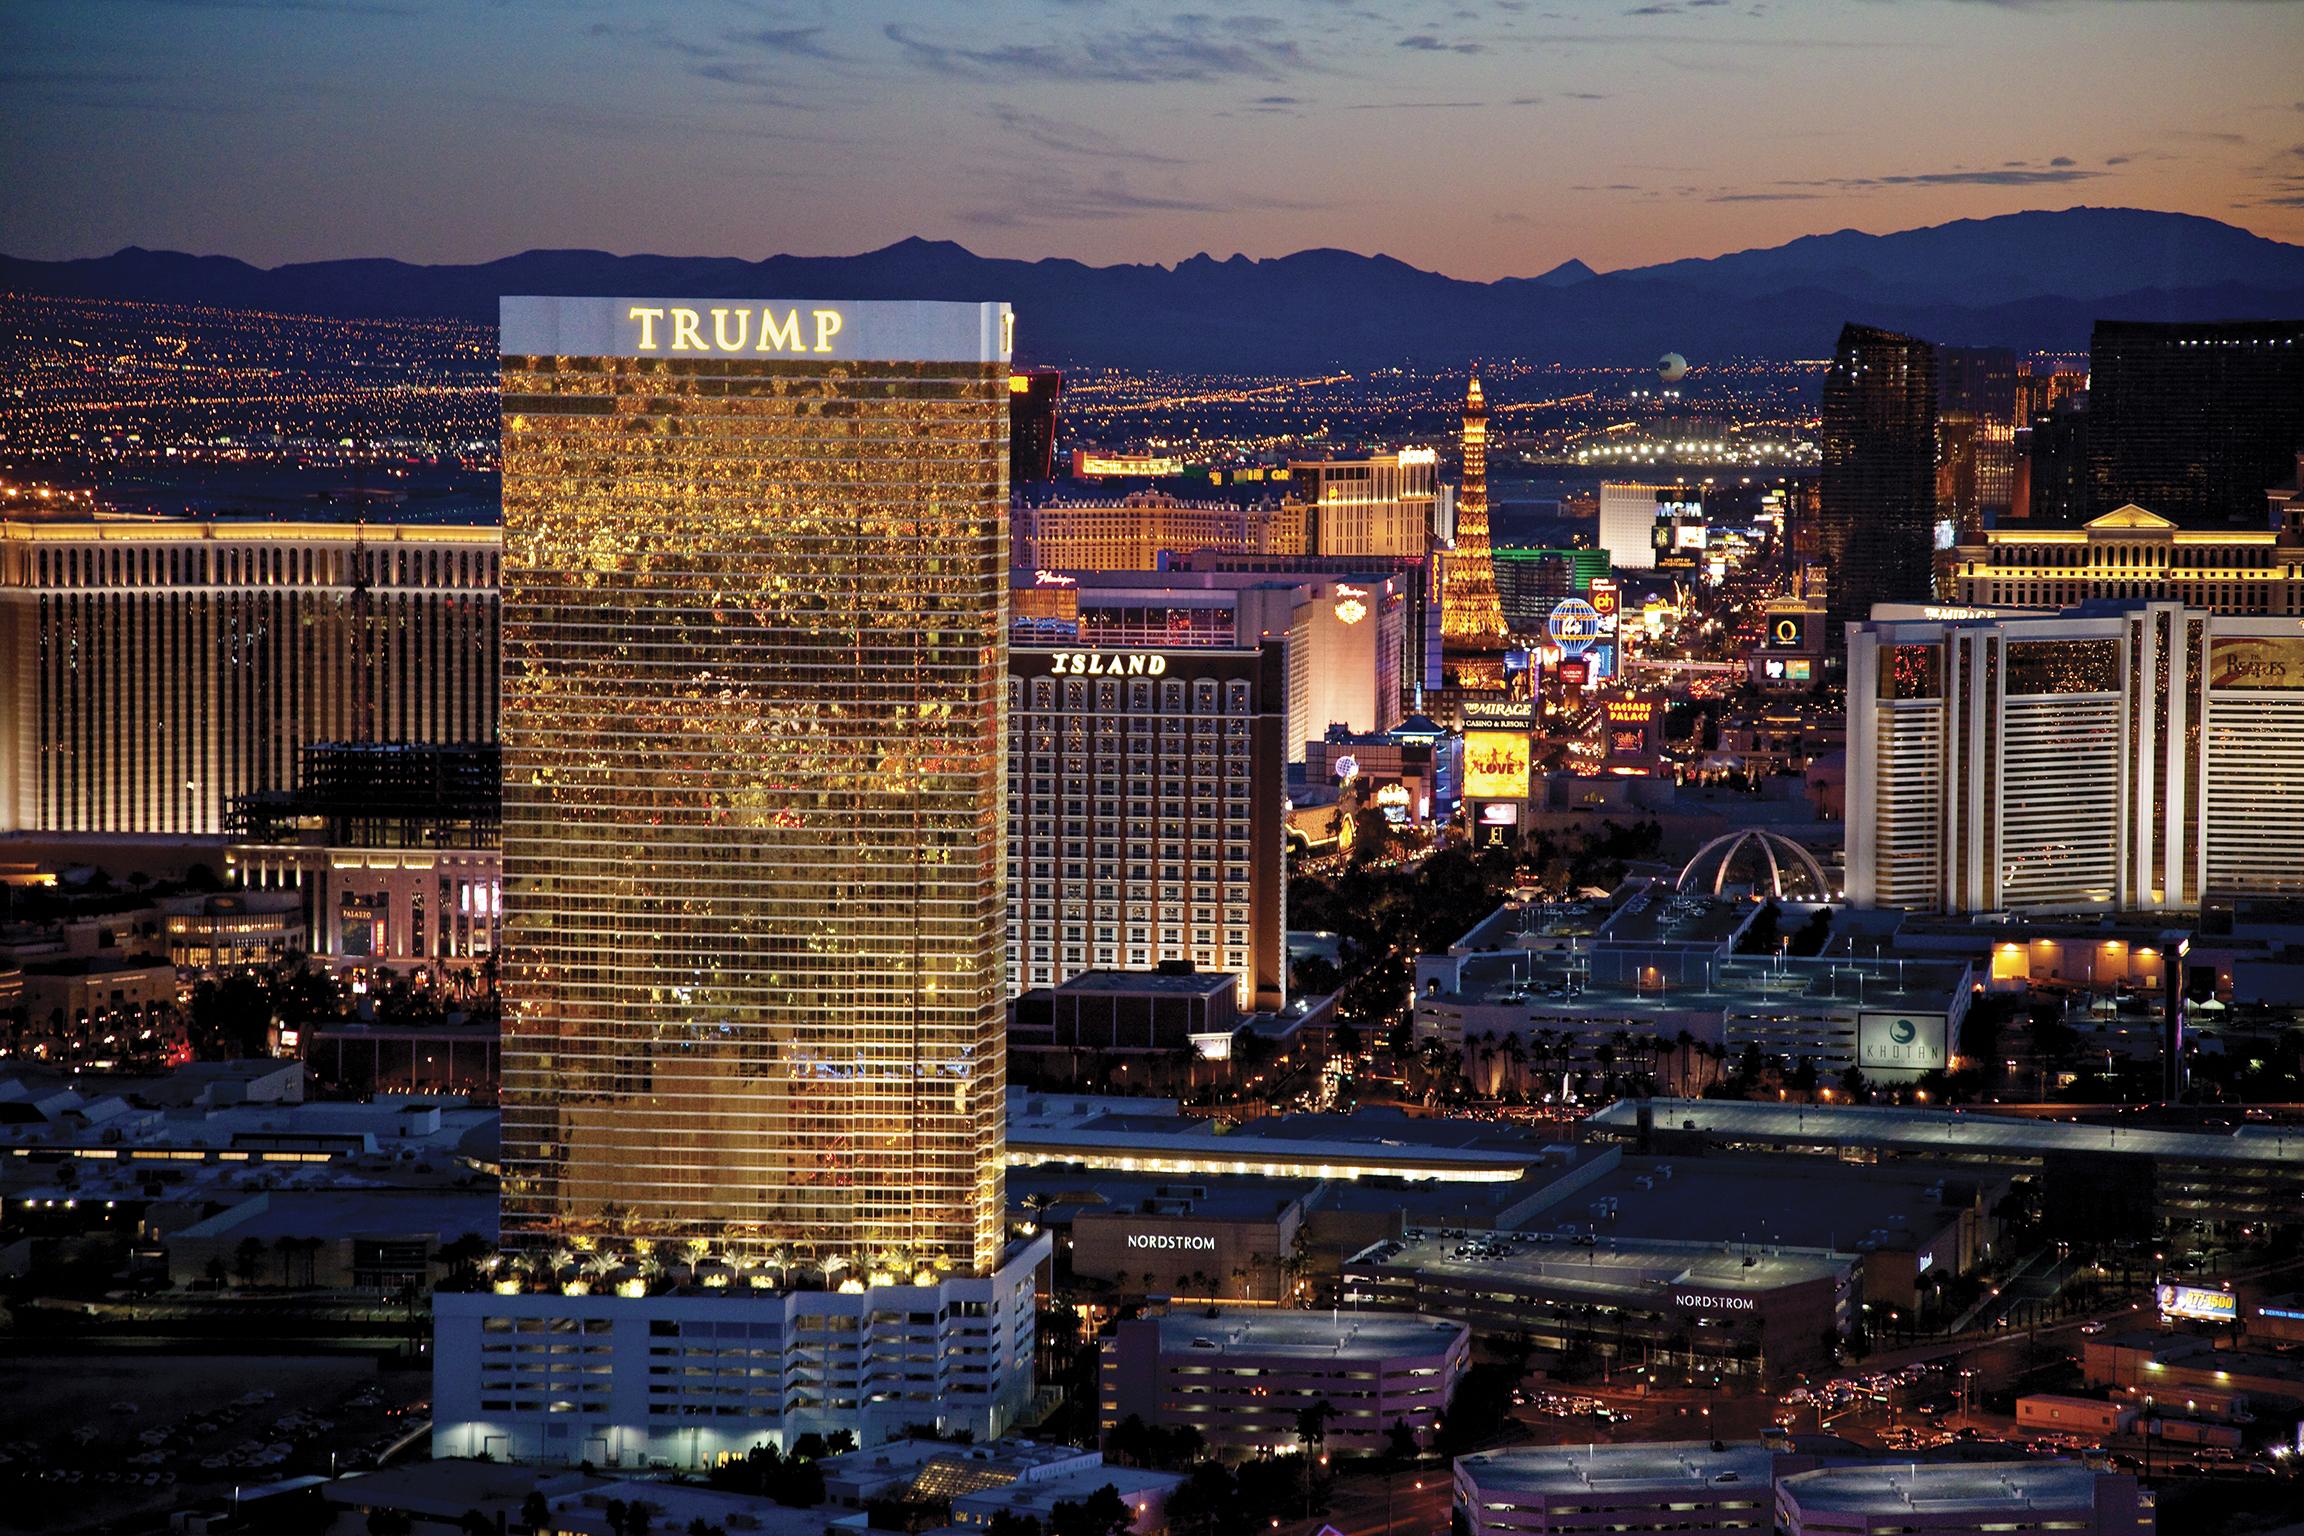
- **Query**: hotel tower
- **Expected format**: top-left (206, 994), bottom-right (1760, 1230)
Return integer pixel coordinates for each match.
top-left (436, 298), bottom-right (1045, 1465)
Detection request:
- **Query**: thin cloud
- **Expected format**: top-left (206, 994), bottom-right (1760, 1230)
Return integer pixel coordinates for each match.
top-left (988, 104), bottom-right (1192, 166)
top-left (726, 27), bottom-right (842, 62)
top-left (886, 19), bottom-right (1312, 84)
top-left (94, 0), bottom-right (418, 11)
top-left (1399, 33), bottom-right (1485, 52)
top-left (1779, 167), bottom-right (2108, 189)
top-left (958, 171), bottom-right (1327, 228)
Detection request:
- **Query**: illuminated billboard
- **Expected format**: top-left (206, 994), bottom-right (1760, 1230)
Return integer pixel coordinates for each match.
top-left (1767, 613), bottom-right (1810, 651)
top-left (1604, 699), bottom-right (1654, 759)
top-left (2157, 1283), bottom-right (2236, 1324)
top-left (1072, 451), bottom-right (1184, 478)
top-left (1462, 699), bottom-right (1535, 730)
top-left (2209, 635), bottom-right (2304, 690)
top-left (1463, 730), bottom-right (1531, 801)
top-left (1547, 599), bottom-right (1602, 656)
top-left (1858, 1011), bottom-right (1949, 1073)
top-left (1556, 658), bottom-right (1590, 687)
top-left (1589, 580), bottom-right (1620, 619)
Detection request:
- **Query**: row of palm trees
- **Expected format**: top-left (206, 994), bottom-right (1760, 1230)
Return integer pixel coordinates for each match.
top-left (471, 1234), bottom-right (951, 1296)
top-left (1420, 1027), bottom-right (1732, 1101)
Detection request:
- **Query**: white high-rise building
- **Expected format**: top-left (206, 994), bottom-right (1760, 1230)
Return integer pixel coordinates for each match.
top-left (1597, 482), bottom-right (1699, 572)
top-left (1847, 599), bottom-right (2304, 915)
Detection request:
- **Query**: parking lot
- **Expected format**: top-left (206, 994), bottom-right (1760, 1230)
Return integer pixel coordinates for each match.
top-left (0, 1354), bottom-right (429, 1534)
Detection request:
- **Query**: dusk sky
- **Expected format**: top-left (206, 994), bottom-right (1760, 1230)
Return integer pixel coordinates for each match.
top-left (4, 0), bottom-right (2301, 280)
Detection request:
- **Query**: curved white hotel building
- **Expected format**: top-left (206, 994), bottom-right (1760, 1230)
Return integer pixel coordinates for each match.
top-left (1848, 598), bottom-right (2304, 915)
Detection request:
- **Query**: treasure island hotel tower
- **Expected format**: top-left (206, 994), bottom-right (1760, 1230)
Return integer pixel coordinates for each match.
top-left (433, 298), bottom-right (1047, 1466)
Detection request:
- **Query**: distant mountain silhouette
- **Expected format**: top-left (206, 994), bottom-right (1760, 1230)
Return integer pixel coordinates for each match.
top-left (4, 208), bottom-right (2300, 369)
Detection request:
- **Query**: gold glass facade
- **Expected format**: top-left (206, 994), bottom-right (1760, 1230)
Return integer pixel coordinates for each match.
top-left (498, 299), bottom-right (1011, 1277)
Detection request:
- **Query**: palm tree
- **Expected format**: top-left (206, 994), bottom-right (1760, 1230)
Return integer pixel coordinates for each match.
top-left (1500, 1032), bottom-right (1528, 1097)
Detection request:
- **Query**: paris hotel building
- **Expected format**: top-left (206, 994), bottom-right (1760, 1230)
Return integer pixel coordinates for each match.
top-left (431, 297), bottom-right (1045, 1468)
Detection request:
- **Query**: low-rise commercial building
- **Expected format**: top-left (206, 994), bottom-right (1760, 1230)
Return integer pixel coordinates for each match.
top-left (1007, 1093), bottom-right (1565, 1185)
top-left (19, 953), bottom-right (177, 1032)
top-left (2083, 1331), bottom-right (2304, 1410)
top-left (431, 1232), bottom-right (1050, 1468)
top-left (167, 1188), bottom-right (495, 1290)
top-left (1524, 1154), bottom-right (2004, 1313)
top-left (1345, 1228), bottom-right (1852, 1384)
top-left (162, 890), bottom-right (307, 969)
top-left (1413, 891), bottom-right (1974, 1088)
top-left (1099, 1308), bottom-right (1468, 1458)
top-left (1581, 1098), bottom-right (2304, 1245)
top-left (1067, 1181), bottom-right (1307, 1301)
top-left (1773, 1460), bottom-right (2151, 1536)
top-left (1010, 968), bottom-right (1240, 1067)
top-left (953, 1463), bottom-right (1180, 1535)
top-left (1456, 1441), bottom-right (1787, 1536)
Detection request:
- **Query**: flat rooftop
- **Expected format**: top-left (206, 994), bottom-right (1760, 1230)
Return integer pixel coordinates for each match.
top-left (1778, 1460), bottom-right (2106, 1515)
top-left (175, 1189), bottom-right (498, 1243)
top-left (1424, 947), bottom-right (1968, 1022)
top-left (1352, 1227), bottom-right (1849, 1303)
top-left (1008, 1104), bottom-right (1555, 1183)
top-left (1150, 1307), bottom-right (1464, 1359)
top-left (1010, 1168), bottom-right (1307, 1225)
top-left (1586, 1097), bottom-right (2304, 1168)
top-left (1450, 899), bottom-right (1617, 953)
top-left (1055, 969), bottom-right (1237, 999)
top-left (1458, 1441), bottom-right (1780, 1497)
top-left (1540, 1155), bottom-right (1995, 1253)
top-left (1597, 892), bottom-right (1755, 949)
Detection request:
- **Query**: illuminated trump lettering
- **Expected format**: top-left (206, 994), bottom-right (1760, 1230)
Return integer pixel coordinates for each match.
top-left (626, 305), bottom-right (848, 355)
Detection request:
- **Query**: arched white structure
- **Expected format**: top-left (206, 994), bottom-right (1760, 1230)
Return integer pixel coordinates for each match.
top-left (1676, 829), bottom-right (1832, 900)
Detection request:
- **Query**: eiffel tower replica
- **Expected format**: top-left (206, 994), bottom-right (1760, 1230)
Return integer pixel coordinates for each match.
top-left (1439, 373), bottom-right (1514, 698)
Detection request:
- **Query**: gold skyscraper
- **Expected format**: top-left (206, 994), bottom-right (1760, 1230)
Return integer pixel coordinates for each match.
top-left (496, 298), bottom-right (1012, 1278)
top-left (1441, 373), bottom-right (1510, 689)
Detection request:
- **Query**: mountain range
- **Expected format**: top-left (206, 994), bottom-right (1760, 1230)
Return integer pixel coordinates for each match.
top-left (5, 207), bottom-right (2301, 370)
